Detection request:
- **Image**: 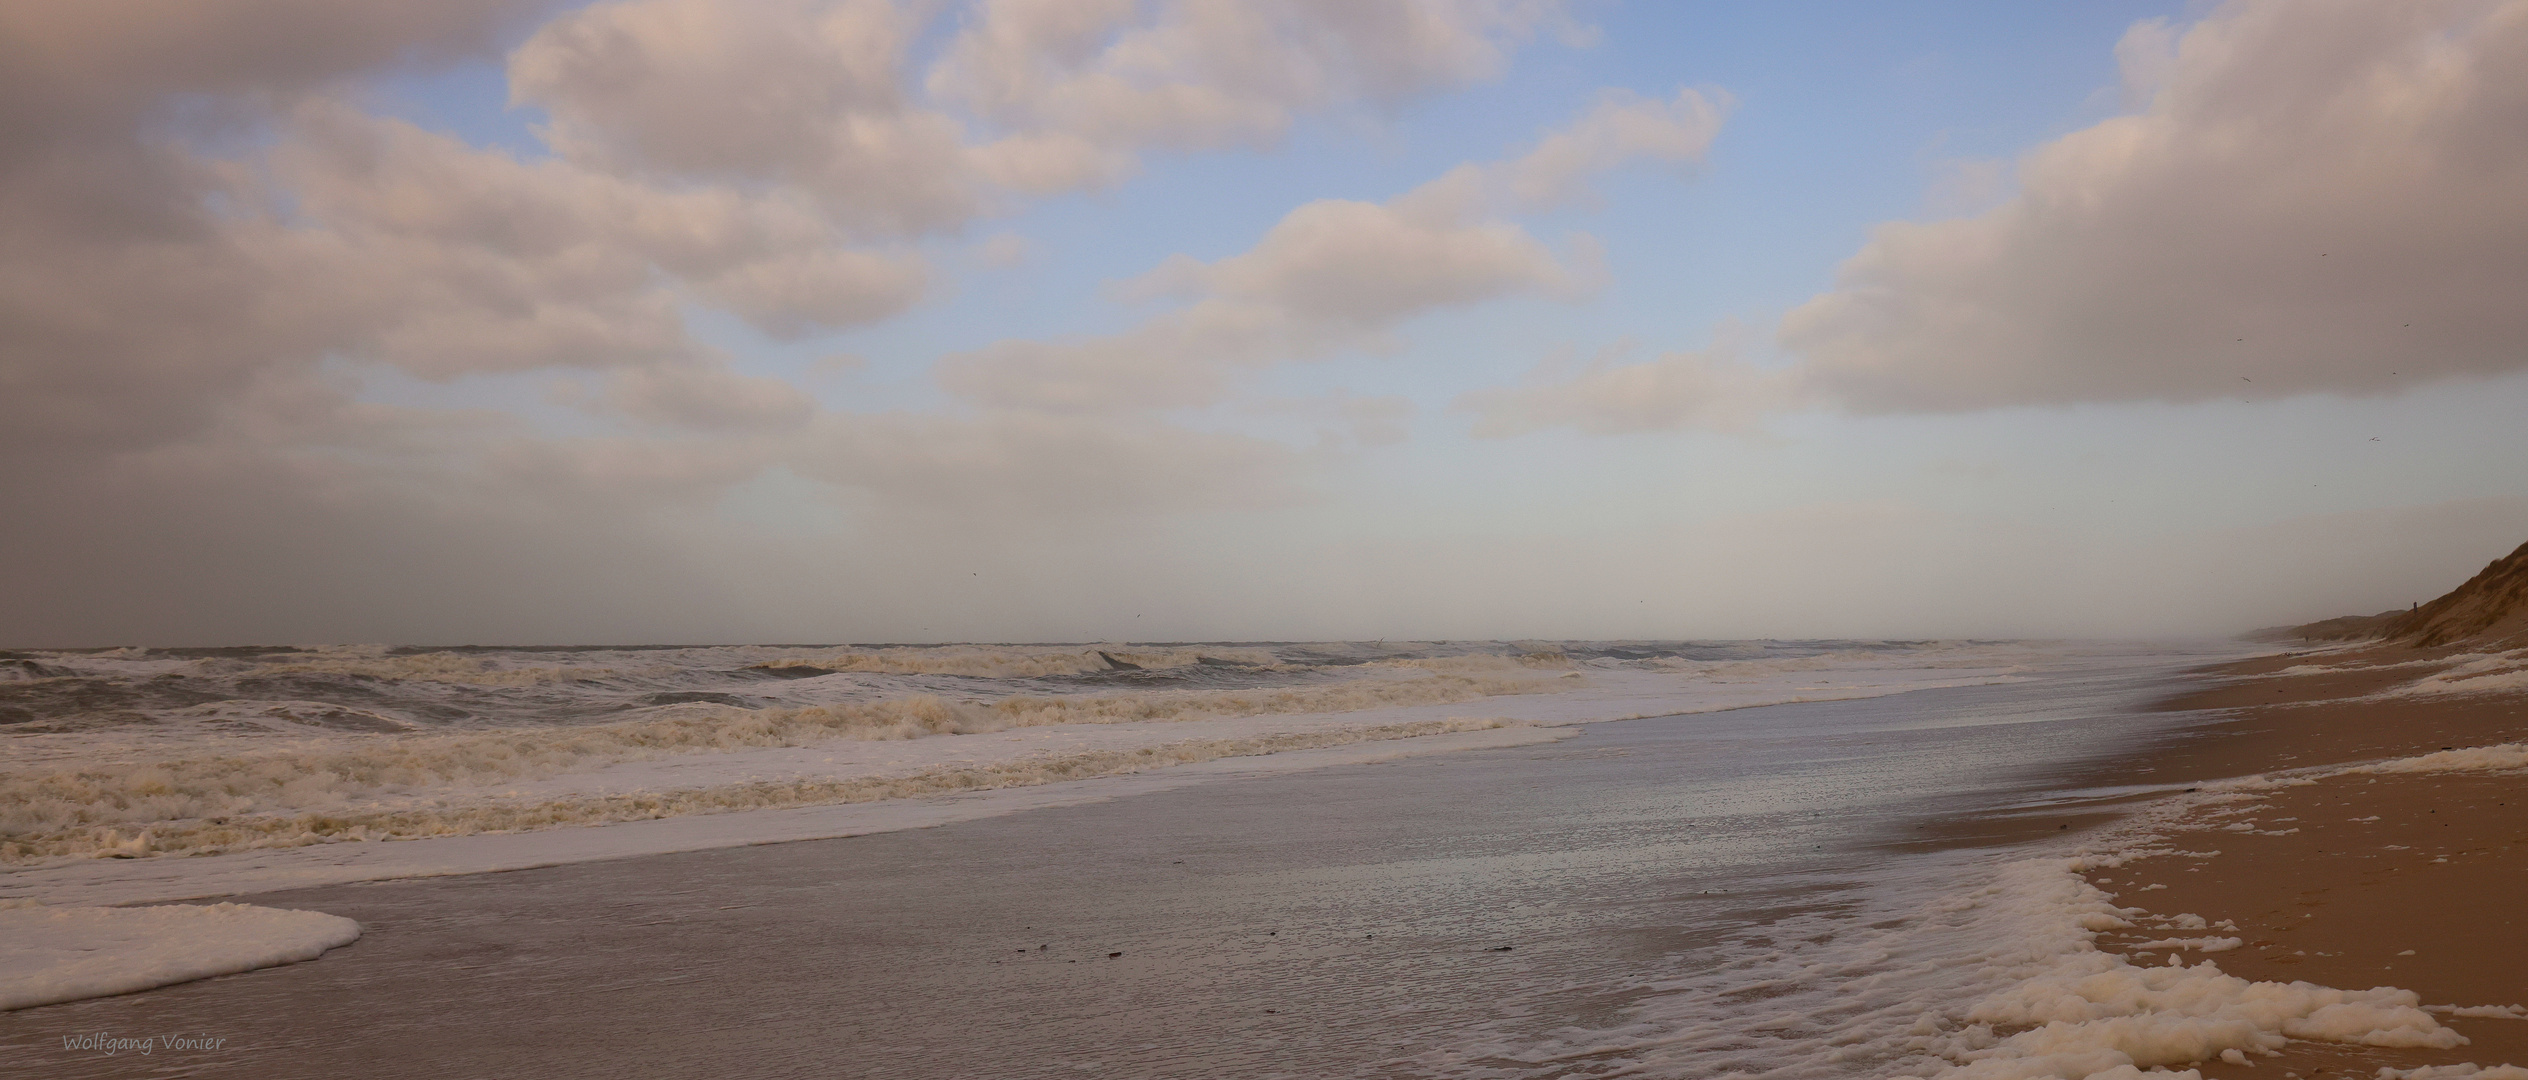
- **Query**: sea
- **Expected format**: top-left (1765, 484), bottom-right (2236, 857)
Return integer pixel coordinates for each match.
top-left (1, 638), bottom-right (2300, 1078)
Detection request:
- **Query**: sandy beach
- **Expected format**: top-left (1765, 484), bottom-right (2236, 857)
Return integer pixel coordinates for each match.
top-left (2086, 645), bottom-right (2528, 1079)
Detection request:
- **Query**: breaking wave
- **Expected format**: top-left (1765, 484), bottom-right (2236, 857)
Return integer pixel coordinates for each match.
top-left (248, 652), bottom-right (647, 687)
top-left (4, 718), bottom-right (1521, 863)
top-left (753, 644), bottom-right (1285, 679)
top-left (0, 674), bottom-right (1566, 864)
top-left (0, 638), bottom-right (2039, 871)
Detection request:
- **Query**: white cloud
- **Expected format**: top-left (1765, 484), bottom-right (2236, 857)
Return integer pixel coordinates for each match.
top-left (1328, 394), bottom-right (1415, 448)
top-left (510, 0), bottom-right (985, 237)
top-left (1247, 392), bottom-right (1417, 449)
top-left (0, 63), bottom-right (936, 463)
top-left (1455, 345), bottom-right (1789, 437)
top-left (793, 410), bottom-right (1309, 515)
top-left (933, 85), bottom-right (1723, 415)
top-left (1499, 86), bottom-right (1729, 209)
top-left (2112, 16), bottom-right (2182, 109)
top-left (0, 3), bottom-right (556, 459)
top-left (691, 247), bottom-right (927, 340)
top-left (0, 2), bottom-right (545, 159)
top-left (508, 0), bottom-right (1587, 237)
top-left (0, 0), bottom-right (1591, 463)
top-left (939, 325), bottom-right (1433, 430)
top-left (268, 99), bottom-right (935, 416)
top-left (1783, 0), bottom-right (2528, 414)
top-left (1470, 0), bottom-right (2528, 437)
top-left (1141, 186), bottom-right (1589, 327)
top-left (934, 315), bottom-right (1248, 414)
top-left (926, 0), bottom-right (1571, 153)
top-left (934, 185), bottom-right (1595, 413)
top-left (603, 363), bottom-right (816, 431)
top-left (973, 231), bottom-right (1037, 269)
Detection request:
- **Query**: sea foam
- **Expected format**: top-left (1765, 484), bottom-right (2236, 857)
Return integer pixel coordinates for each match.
top-left (0, 674), bottom-right (1564, 863)
top-left (0, 902), bottom-right (360, 1011)
top-left (0, 641), bottom-right (2071, 867)
top-left (1427, 850), bottom-right (2472, 1080)
top-left (1422, 721), bottom-right (2528, 1080)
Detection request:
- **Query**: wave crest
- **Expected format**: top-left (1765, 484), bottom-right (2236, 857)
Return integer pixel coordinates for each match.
top-left (0, 674), bottom-right (1567, 864)
top-left (249, 653), bottom-right (640, 686)
top-left (2, 718), bottom-right (1521, 864)
top-left (751, 644), bottom-right (1284, 679)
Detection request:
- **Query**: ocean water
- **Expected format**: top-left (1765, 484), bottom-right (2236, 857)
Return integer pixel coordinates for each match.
top-left (0, 639), bottom-right (2060, 866)
top-left (8, 639), bottom-right (2428, 1080)
top-left (0, 639), bottom-right (2019, 737)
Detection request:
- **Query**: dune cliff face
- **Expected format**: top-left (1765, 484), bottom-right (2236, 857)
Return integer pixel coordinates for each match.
top-left (2267, 610), bottom-right (2404, 642)
top-left (2385, 539), bottom-right (2528, 647)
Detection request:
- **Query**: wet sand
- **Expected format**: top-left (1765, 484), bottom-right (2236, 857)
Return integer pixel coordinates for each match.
top-left (2088, 646), bottom-right (2528, 1077)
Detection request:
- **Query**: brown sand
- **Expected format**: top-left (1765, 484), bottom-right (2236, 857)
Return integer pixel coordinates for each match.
top-left (2083, 646), bottom-right (2528, 1078)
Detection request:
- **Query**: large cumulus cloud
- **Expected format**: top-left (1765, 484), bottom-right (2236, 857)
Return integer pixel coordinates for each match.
top-left (1789, 0), bottom-right (2528, 413)
top-left (1463, 0), bottom-right (2528, 436)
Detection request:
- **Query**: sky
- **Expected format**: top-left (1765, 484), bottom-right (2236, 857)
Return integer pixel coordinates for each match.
top-left (5, 0), bottom-right (2527, 647)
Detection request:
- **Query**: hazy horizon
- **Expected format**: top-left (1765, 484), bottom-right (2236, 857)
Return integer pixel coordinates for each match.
top-left (8, 0), bottom-right (2527, 649)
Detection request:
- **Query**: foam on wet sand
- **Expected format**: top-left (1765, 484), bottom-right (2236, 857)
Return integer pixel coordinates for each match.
top-left (2058, 649), bottom-right (2528, 1080)
top-left (0, 902), bottom-right (359, 1012)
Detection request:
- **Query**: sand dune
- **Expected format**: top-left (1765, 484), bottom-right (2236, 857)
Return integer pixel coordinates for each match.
top-left (2384, 539), bottom-right (2528, 647)
top-left (2257, 539), bottom-right (2528, 648)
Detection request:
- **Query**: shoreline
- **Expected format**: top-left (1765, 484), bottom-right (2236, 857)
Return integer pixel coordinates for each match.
top-left (15, 641), bottom-right (2511, 1078)
top-left (1, 651), bottom-right (2064, 907)
top-left (2076, 644), bottom-right (2528, 1077)
top-left (0, 721), bottom-right (1584, 911)
top-left (4, 667), bottom-right (2202, 1078)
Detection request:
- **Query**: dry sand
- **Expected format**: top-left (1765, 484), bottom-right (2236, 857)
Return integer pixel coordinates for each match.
top-left (2088, 644), bottom-right (2528, 1078)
